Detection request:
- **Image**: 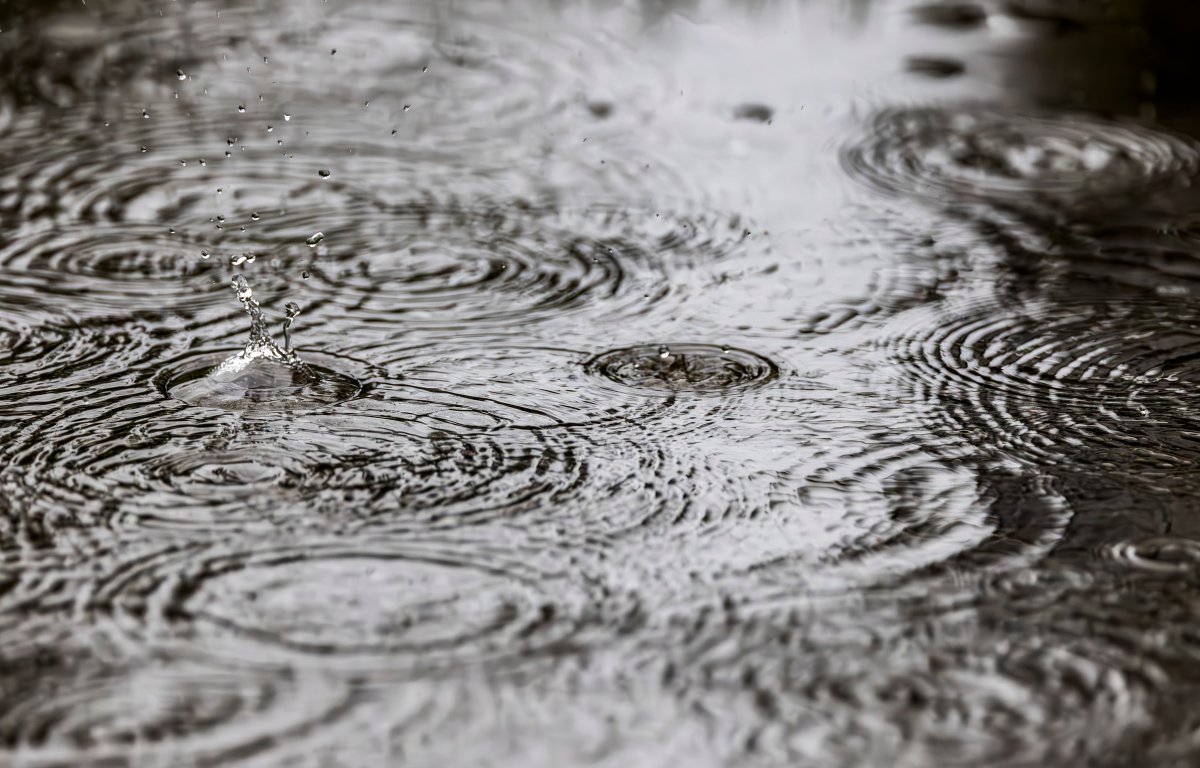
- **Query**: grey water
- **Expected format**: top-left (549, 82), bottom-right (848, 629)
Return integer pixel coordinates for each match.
top-left (3, 0), bottom-right (1200, 765)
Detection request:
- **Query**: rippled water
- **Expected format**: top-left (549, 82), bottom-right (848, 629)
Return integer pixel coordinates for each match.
top-left (4, 0), bottom-right (1200, 765)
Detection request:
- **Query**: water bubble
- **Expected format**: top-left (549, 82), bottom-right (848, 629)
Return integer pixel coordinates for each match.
top-left (200, 250), bottom-right (210, 259)
top-left (230, 253), bottom-right (256, 266)
top-left (267, 125), bottom-right (274, 133)
top-left (284, 113), bottom-right (291, 121)
top-left (305, 231), bottom-right (325, 247)
top-left (302, 270), bottom-right (310, 279)
top-left (176, 68), bottom-right (187, 80)
top-left (403, 105), bottom-right (411, 112)
top-left (140, 145), bottom-right (148, 153)
top-left (142, 109), bottom-right (150, 119)
top-left (318, 169), bottom-right (331, 178)
top-left (237, 105), bottom-right (246, 113)
top-left (250, 212), bottom-right (260, 221)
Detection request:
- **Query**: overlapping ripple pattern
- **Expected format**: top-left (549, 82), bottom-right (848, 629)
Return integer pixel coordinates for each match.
top-left (3, 0), bottom-right (1200, 766)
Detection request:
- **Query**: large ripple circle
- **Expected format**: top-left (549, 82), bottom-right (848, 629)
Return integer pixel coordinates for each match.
top-left (841, 105), bottom-right (1200, 212)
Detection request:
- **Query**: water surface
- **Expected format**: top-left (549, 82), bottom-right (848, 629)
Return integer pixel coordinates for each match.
top-left (3, 0), bottom-right (1200, 765)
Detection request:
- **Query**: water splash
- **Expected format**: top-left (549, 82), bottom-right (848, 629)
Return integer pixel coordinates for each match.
top-left (209, 275), bottom-right (316, 390)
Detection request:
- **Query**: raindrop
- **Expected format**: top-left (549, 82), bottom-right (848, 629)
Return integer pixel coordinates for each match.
top-left (251, 212), bottom-right (260, 221)
top-left (200, 250), bottom-right (210, 259)
top-left (284, 113), bottom-right (291, 121)
top-left (267, 125), bottom-right (274, 132)
top-left (318, 169), bottom-right (331, 179)
top-left (238, 105), bottom-right (246, 113)
top-left (305, 232), bottom-right (325, 247)
top-left (176, 68), bottom-right (187, 80)
top-left (142, 109), bottom-right (150, 119)
top-left (230, 253), bottom-right (257, 266)
top-left (403, 105), bottom-right (411, 112)
top-left (302, 271), bottom-right (310, 280)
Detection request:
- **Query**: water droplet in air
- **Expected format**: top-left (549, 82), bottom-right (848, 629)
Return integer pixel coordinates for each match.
top-left (199, 158), bottom-right (206, 166)
top-left (267, 125), bottom-right (273, 132)
top-left (403, 105), bottom-right (411, 112)
top-left (176, 68), bottom-right (187, 80)
top-left (140, 146), bottom-right (148, 153)
top-left (284, 113), bottom-right (291, 121)
top-left (251, 212), bottom-right (260, 221)
top-left (142, 109), bottom-right (150, 119)
top-left (238, 105), bottom-right (246, 113)
top-left (302, 271), bottom-right (310, 280)
top-left (318, 169), bottom-right (331, 179)
top-left (305, 232), bottom-right (325, 247)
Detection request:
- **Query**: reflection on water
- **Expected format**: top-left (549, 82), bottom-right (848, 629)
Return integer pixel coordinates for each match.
top-left (4, 0), bottom-right (1200, 765)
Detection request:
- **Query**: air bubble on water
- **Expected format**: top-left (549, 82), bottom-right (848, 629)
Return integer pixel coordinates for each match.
top-left (199, 158), bottom-right (207, 166)
top-left (140, 145), bottom-right (148, 153)
top-left (284, 113), bottom-right (291, 121)
top-left (238, 105), bottom-right (246, 113)
top-left (422, 66), bottom-right (428, 73)
top-left (306, 231), bottom-right (325, 247)
top-left (200, 250), bottom-right (210, 259)
top-left (142, 109), bottom-right (150, 119)
top-left (267, 125), bottom-right (273, 132)
top-left (251, 212), bottom-right (260, 221)
top-left (176, 68), bottom-right (187, 80)
top-left (302, 270), bottom-right (310, 279)
top-left (318, 169), bottom-right (331, 178)
top-left (403, 104), bottom-right (411, 112)
top-left (658, 345), bottom-right (671, 359)
top-left (230, 253), bottom-right (256, 266)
